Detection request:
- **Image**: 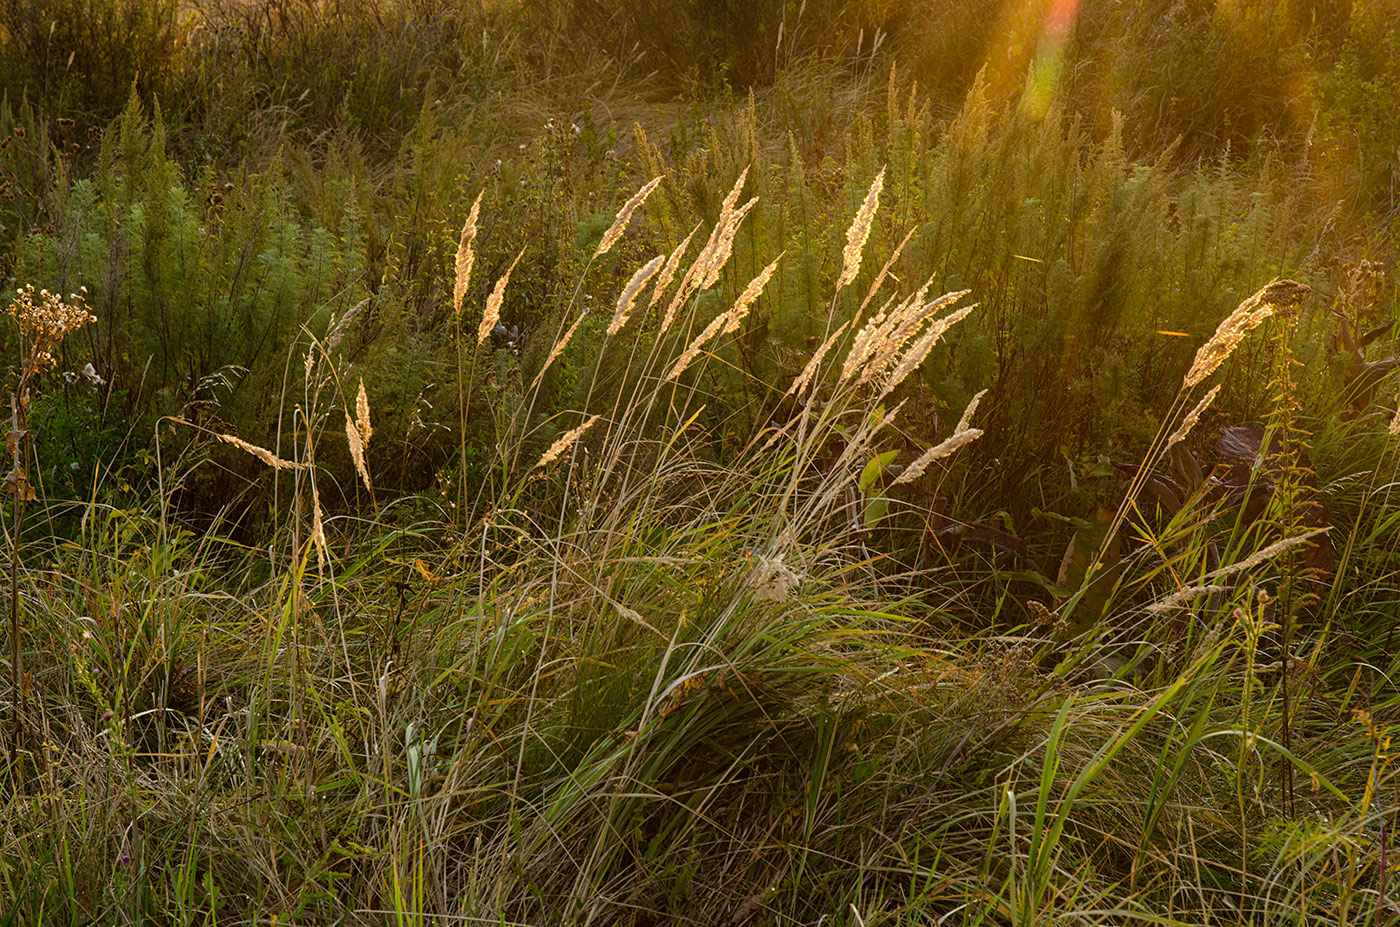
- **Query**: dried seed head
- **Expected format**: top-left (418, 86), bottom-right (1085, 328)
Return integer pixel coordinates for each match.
top-left (1166, 384), bottom-right (1220, 450)
top-left (479, 248), bottom-right (525, 345)
top-left (608, 254), bottom-right (666, 336)
top-left (535, 414), bottom-right (600, 469)
top-left (171, 417), bottom-right (307, 471)
top-left (838, 167), bottom-right (885, 291)
top-left (1183, 279), bottom-right (1310, 389)
top-left (723, 253), bottom-right (783, 334)
top-left (892, 389), bottom-right (987, 486)
top-left (787, 321), bottom-right (850, 399)
top-left (326, 297), bottom-right (370, 352)
top-left (594, 176), bottom-right (663, 259)
top-left (534, 309), bottom-right (589, 390)
top-left (647, 223), bottom-right (701, 311)
top-left (453, 191), bottom-right (483, 319)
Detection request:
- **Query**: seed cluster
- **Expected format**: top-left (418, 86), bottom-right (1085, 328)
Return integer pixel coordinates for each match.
top-left (8, 285), bottom-right (97, 370)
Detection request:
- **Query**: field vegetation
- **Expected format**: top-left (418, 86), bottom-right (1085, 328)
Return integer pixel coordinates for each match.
top-left (2, 0), bottom-right (1400, 923)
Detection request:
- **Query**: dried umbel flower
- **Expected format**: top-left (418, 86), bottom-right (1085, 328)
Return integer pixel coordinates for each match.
top-left (453, 192), bottom-right (483, 319)
top-left (479, 248), bottom-right (525, 345)
top-left (838, 167), bottom-right (885, 291)
top-left (608, 254), bottom-right (666, 336)
top-left (1183, 279), bottom-right (1310, 389)
top-left (1166, 384), bottom-right (1220, 450)
top-left (8, 285), bottom-right (96, 371)
top-left (535, 414), bottom-right (600, 470)
top-left (594, 176), bottom-right (662, 259)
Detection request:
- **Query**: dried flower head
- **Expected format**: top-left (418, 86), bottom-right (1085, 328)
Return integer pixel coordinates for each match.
top-left (8, 284), bottom-right (96, 371)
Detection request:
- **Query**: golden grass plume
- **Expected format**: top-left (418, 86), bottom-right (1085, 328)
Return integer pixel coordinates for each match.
top-left (608, 254), bottom-right (666, 336)
top-left (594, 177), bottom-right (663, 259)
top-left (838, 167), bottom-right (885, 291)
top-left (479, 248), bottom-right (525, 345)
top-left (535, 414), bottom-right (601, 470)
top-left (453, 191), bottom-right (483, 319)
top-left (1183, 279), bottom-right (1309, 389)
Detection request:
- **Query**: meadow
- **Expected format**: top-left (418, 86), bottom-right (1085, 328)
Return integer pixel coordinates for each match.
top-left (1, 0), bottom-right (1400, 923)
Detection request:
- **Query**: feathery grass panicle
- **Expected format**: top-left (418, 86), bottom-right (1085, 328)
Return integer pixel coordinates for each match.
top-left (535, 414), bottom-right (600, 469)
top-left (892, 427), bottom-right (983, 486)
top-left (479, 248), bottom-right (525, 345)
top-left (788, 321), bottom-right (850, 399)
top-left (345, 378), bottom-right (373, 492)
top-left (325, 297), bottom-right (370, 352)
top-left (171, 417), bottom-right (307, 471)
top-left (858, 226), bottom-right (917, 317)
top-left (838, 167), bottom-right (885, 291)
top-left (664, 313), bottom-right (730, 383)
top-left (880, 302), bottom-right (978, 394)
top-left (453, 191), bottom-right (483, 318)
top-left (840, 286), bottom-right (965, 388)
top-left (956, 389), bottom-right (989, 432)
top-left (1183, 279), bottom-right (1310, 389)
top-left (647, 223), bottom-right (701, 311)
top-left (662, 196), bottom-right (758, 334)
top-left (1203, 527), bottom-right (1331, 581)
top-left (1391, 373), bottom-right (1400, 435)
top-left (608, 254), bottom-right (666, 336)
top-left (594, 177), bottom-right (662, 259)
top-left (534, 310), bottom-right (589, 389)
top-left (1166, 384), bottom-right (1220, 450)
top-left (724, 253), bottom-right (783, 334)
top-left (1146, 584), bottom-right (1229, 615)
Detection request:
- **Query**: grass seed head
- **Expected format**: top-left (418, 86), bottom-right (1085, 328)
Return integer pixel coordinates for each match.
top-left (1166, 383), bottom-right (1220, 450)
top-left (535, 414), bottom-right (600, 470)
top-left (594, 176), bottom-right (662, 259)
top-left (453, 191), bottom-right (483, 319)
top-left (838, 167), bottom-right (885, 291)
top-left (608, 254), bottom-right (666, 336)
top-left (1183, 279), bottom-right (1309, 389)
top-left (479, 248), bottom-right (525, 345)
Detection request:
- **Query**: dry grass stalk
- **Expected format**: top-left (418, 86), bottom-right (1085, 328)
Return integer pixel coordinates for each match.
top-left (535, 414), bottom-right (600, 469)
top-left (608, 254), bottom-right (666, 336)
top-left (661, 171), bottom-right (753, 333)
top-left (647, 223), bottom-right (701, 311)
top-left (787, 321), bottom-right (850, 399)
top-left (479, 248), bottom-right (525, 345)
top-left (356, 379), bottom-right (372, 447)
top-left (172, 417), bottom-right (307, 470)
top-left (1183, 279), bottom-right (1310, 389)
top-left (1146, 584), bottom-right (1229, 615)
top-left (838, 167), bottom-right (885, 291)
top-left (892, 390), bottom-right (986, 486)
top-left (594, 177), bottom-right (663, 259)
top-left (1166, 384), bottom-right (1220, 450)
top-left (892, 428), bottom-right (983, 486)
top-left (956, 389), bottom-right (989, 432)
top-left (453, 191), bottom-right (483, 318)
top-left (857, 226), bottom-right (916, 317)
top-left (875, 301), bottom-right (977, 394)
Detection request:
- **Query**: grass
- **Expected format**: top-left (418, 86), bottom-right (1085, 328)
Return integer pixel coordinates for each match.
top-left (2, 0), bottom-right (1400, 923)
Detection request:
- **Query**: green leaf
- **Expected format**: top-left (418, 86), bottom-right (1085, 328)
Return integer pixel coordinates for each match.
top-left (863, 494), bottom-right (889, 530)
top-left (859, 450), bottom-right (899, 493)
